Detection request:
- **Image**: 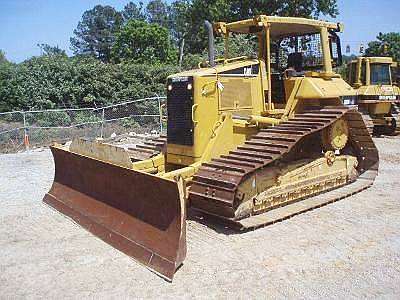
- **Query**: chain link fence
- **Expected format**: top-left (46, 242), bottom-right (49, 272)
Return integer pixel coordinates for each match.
top-left (0, 96), bottom-right (166, 153)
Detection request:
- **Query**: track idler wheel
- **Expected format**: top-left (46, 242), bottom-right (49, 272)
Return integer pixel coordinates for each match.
top-left (390, 103), bottom-right (400, 135)
top-left (322, 118), bottom-right (349, 151)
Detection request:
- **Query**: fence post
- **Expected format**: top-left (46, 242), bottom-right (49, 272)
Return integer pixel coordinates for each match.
top-left (100, 108), bottom-right (105, 138)
top-left (157, 96), bottom-right (163, 133)
top-left (23, 112), bottom-right (30, 151)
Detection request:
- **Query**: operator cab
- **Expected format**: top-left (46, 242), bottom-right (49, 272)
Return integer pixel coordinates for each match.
top-left (213, 16), bottom-right (343, 110)
top-left (270, 32), bottom-right (342, 106)
top-left (348, 57), bottom-right (394, 87)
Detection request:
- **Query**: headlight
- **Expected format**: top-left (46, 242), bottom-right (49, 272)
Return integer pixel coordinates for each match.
top-left (341, 95), bottom-right (358, 105)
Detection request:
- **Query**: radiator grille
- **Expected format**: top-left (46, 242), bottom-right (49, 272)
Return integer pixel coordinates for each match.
top-left (167, 77), bottom-right (194, 146)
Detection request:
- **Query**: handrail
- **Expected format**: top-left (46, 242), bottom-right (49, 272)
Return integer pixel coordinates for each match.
top-left (198, 56), bottom-right (249, 68)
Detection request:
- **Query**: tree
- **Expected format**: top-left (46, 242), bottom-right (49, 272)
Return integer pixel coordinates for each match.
top-left (70, 5), bottom-right (123, 62)
top-left (175, 0), bottom-right (230, 54)
top-left (145, 0), bottom-right (170, 28)
top-left (0, 53), bottom-right (180, 112)
top-left (0, 56), bottom-right (16, 111)
top-left (174, 0), bottom-right (339, 54)
top-left (169, 1), bottom-right (189, 40)
top-left (112, 20), bottom-right (177, 64)
top-left (274, 0), bottom-right (338, 17)
top-left (366, 32), bottom-right (400, 61)
top-left (37, 43), bottom-right (66, 56)
top-left (0, 50), bottom-right (8, 64)
top-left (122, 1), bottom-right (145, 22)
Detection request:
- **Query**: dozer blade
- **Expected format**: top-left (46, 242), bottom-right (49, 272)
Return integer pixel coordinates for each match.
top-left (43, 145), bottom-right (186, 281)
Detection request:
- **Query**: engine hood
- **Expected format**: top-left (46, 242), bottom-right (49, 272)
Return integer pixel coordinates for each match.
top-left (167, 59), bottom-right (260, 79)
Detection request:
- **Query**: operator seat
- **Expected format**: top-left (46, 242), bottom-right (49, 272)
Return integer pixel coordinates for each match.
top-left (287, 52), bottom-right (304, 72)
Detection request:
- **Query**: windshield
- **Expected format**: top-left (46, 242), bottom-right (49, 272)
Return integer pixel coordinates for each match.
top-left (270, 32), bottom-right (341, 73)
top-left (371, 63), bottom-right (391, 85)
top-left (391, 65), bottom-right (399, 84)
top-left (349, 63), bottom-right (357, 84)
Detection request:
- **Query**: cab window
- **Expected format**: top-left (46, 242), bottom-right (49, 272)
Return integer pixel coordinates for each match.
top-left (371, 63), bottom-right (391, 85)
top-left (349, 63), bottom-right (357, 84)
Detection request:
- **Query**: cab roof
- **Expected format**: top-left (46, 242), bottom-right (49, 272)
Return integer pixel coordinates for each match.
top-left (215, 15), bottom-right (342, 38)
top-left (349, 56), bottom-right (394, 64)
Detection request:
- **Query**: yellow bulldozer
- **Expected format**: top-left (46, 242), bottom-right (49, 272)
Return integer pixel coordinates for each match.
top-left (347, 56), bottom-right (400, 135)
top-left (43, 16), bottom-right (379, 281)
top-left (391, 61), bottom-right (399, 84)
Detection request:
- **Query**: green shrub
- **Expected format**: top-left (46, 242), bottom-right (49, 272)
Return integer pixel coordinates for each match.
top-left (28, 111), bottom-right (71, 127)
top-left (121, 117), bottom-right (140, 129)
top-left (0, 54), bottom-right (179, 113)
top-left (73, 111), bottom-right (102, 125)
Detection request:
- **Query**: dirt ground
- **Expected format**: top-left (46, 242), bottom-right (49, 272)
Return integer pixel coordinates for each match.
top-left (1, 138), bottom-right (400, 299)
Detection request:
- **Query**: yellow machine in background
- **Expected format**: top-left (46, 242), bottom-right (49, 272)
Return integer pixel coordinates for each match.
top-left (43, 16), bottom-right (379, 281)
top-left (392, 61), bottom-right (399, 85)
top-left (347, 56), bottom-right (400, 135)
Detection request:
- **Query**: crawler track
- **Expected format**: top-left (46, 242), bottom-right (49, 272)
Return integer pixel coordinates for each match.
top-left (189, 107), bottom-right (379, 229)
top-left (391, 103), bottom-right (400, 134)
top-left (359, 110), bottom-right (375, 135)
top-left (128, 135), bottom-right (167, 161)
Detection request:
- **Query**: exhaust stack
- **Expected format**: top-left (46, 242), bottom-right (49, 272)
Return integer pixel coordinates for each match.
top-left (204, 20), bottom-right (216, 67)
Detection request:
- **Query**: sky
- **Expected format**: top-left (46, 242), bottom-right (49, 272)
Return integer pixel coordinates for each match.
top-left (0, 0), bottom-right (399, 63)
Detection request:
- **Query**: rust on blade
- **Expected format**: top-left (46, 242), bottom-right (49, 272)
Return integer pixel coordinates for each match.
top-left (43, 145), bottom-right (186, 281)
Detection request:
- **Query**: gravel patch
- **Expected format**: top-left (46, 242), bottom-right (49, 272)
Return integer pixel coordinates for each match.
top-left (0, 138), bottom-right (399, 299)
